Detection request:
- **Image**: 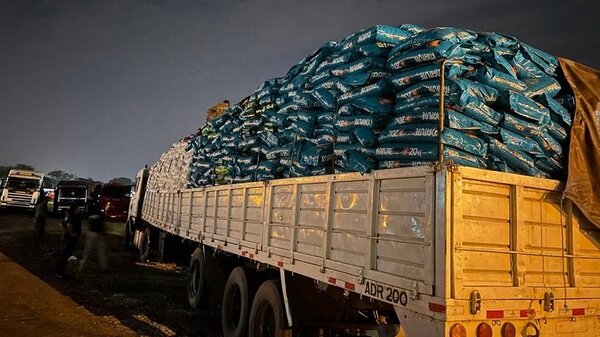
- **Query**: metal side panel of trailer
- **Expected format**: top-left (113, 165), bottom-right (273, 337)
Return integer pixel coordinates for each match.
top-left (141, 165), bottom-right (600, 337)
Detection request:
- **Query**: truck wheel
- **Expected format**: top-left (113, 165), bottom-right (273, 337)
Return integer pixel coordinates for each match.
top-left (139, 227), bottom-right (151, 261)
top-left (249, 280), bottom-right (288, 337)
top-left (187, 247), bottom-right (205, 309)
top-left (222, 267), bottom-right (255, 337)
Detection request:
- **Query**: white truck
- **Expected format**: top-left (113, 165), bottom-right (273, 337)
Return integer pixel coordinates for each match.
top-left (127, 163), bottom-right (600, 337)
top-left (0, 169), bottom-right (45, 211)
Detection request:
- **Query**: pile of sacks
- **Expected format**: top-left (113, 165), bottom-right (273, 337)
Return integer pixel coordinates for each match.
top-left (147, 138), bottom-right (193, 190)
top-left (185, 24), bottom-right (574, 188)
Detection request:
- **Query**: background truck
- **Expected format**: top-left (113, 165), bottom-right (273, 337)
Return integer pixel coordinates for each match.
top-left (127, 164), bottom-right (600, 337)
top-left (53, 180), bottom-right (89, 216)
top-left (98, 183), bottom-right (131, 221)
top-left (0, 169), bottom-right (44, 211)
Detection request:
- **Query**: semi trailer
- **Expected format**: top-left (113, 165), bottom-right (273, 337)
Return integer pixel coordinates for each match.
top-left (126, 163), bottom-right (600, 337)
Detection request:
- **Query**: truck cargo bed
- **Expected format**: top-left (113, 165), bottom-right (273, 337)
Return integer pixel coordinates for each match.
top-left (141, 165), bottom-right (600, 336)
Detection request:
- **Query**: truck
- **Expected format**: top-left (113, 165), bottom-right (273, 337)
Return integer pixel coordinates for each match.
top-left (53, 180), bottom-right (89, 216)
top-left (0, 169), bottom-right (45, 211)
top-left (99, 183), bottom-right (131, 221)
top-left (127, 162), bottom-right (600, 337)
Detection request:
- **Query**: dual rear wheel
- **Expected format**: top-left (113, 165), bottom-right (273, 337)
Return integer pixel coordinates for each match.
top-left (186, 250), bottom-right (287, 337)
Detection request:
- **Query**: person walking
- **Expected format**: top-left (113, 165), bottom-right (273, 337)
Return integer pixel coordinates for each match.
top-left (32, 193), bottom-right (49, 248)
top-left (78, 203), bottom-right (108, 273)
top-left (56, 204), bottom-right (82, 279)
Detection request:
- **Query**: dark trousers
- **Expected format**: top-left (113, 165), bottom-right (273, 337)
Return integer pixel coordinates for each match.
top-left (56, 235), bottom-right (79, 276)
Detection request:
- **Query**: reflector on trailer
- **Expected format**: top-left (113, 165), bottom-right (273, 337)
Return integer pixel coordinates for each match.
top-left (450, 323), bottom-right (467, 337)
top-left (501, 322), bottom-right (516, 337)
top-left (476, 322), bottom-right (493, 337)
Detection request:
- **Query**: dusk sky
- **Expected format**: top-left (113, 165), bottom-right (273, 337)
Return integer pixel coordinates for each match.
top-left (1, 0), bottom-right (598, 182)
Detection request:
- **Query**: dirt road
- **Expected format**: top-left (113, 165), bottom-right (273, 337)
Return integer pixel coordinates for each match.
top-left (0, 214), bottom-right (221, 337)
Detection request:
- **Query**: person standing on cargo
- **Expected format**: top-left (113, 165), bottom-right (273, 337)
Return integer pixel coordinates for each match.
top-left (32, 193), bottom-right (49, 248)
top-left (56, 204), bottom-right (82, 279)
top-left (78, 203), bottom-right (108, 273)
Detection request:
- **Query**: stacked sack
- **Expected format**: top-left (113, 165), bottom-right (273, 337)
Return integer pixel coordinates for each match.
top-left (147, 138), bottom-right (193, 190)
top-left (380, 27), bottom-right (572, 178)
top-left (185, 24), bottom-right (574, 188)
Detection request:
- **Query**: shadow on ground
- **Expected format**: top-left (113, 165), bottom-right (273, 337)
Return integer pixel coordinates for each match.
top-left (0, 214), bottom-right (221, 337)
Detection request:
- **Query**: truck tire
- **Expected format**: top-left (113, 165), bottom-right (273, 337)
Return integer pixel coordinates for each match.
top-left (139, 227), bottom-right (151, 261)
top-left (222, 267), bottom-right (254, 337)
top-left (249, 280), bottom-right (288, 337)
top-left (187, 247), bottom-right (205, 309)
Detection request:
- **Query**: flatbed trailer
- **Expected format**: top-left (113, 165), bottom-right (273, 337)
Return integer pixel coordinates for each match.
top-left (130, 164), bottom-right (600, 337)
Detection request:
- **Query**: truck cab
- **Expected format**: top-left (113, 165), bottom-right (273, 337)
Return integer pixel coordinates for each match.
top-left (124, 167), bottom-right (149, 247)
top-left (99, 183), bottom-right (131, 221)
top-left (0, 169), bottom-right (44, 210)
top-left (53, 180), bottom-right (89, 216)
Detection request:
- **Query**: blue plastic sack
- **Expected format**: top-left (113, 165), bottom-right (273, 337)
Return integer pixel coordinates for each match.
top-left (356, 43), bottom-right (393, 58)
top-left (337, 25), bottom-right (413, 53)
top-left (499, 128), bottom-right (545, 155)
top-left (501, 112), bottom-right (546, 137)
top-left (379, 124), bottom-right (438, 144)
top-left (511, 51), bottom-right (546, 79)
top-left (532, 132), bottom-right (563, 157)
top-left (352, 97), bottom-right (393, 115)
top-left (487, 137), bottom-right (536, 173)
top-left (301, 144), bottom-right (334, 167)
top-left (390, 108), bottom-right (440, 126)
top-left (442, 146), bottom-right (486, 168)
top-left (317, 112), bottom-right (335, 124)
top-left (330, 57), bottom-right (386, 78)
top-left (378, 160), bottom-right (434, 169)
top-left (394, 93), bottom-right (459, 115)
top-left (390, 27), bottom-right (477, 56)
top-left (499, 92), bottom-right (550, 122)
top-left (261, 131), bottom-right (280, 148)
top-left (315, 53), bottom-right (353, 73)
top-left (279, 102), bottom-right (303, 114)
top-left (335, 133), bottom-right (356, 144)
top-left (523, 76), bottom-right (561, 98)
top-left (447, 110), bottom-right (498, 134)
top-left (374, 143), bottom-right (438, 160)
top-left (290, 120), bottom-right (313, 137)
top-left (467, 65), bottom-right (527, 92)
top-left (387, 41), bottom-right (464, 70)
top-left (537, 95), bottom-right (572, 126)
top-left (353, 127), bottom-right (377, 147)
top-left (337, 104), bottom-right (356, 116)
top-left (310, 71), bottom-right (333, 87)
top-left (440, 129), bottom-right (487, 157)
top-left (343, 70), bottom-right (390, 86)
top-left (347, 151), bottom-right (377, 174)
top-left (522, 43), bottom-right (559, 76)
top-left (293, 93), bottom-right (320, 109)
top-left (390, 63), bottom-right (469, 91)
top-left (334, 115), bottom-right (377, 132)
top-left (338, 79), bottom-right (391, 105)
top-left (546, 120), bottom-right (568, 142)
top-left (312, 88), bottom-right (337, 110)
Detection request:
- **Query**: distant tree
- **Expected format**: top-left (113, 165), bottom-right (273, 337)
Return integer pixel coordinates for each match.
top-left (109, 177), bottom-right (133, 186)
top-left (46, 170), bottom-right (77, 186)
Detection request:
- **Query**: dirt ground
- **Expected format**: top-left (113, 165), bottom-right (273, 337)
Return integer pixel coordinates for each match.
top-left (0, 213), bottom-right (221, 337)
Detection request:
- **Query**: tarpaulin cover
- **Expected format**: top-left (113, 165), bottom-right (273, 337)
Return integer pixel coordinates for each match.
top-left (561, 58), bottom-right (600, 229)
